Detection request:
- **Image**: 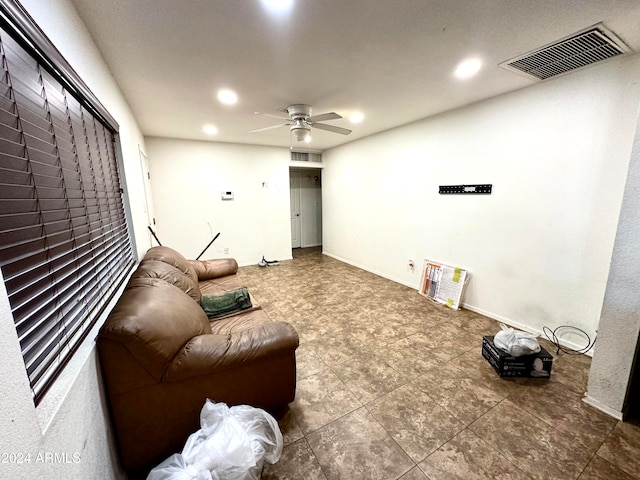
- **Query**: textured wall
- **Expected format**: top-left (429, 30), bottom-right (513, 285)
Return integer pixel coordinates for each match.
top-left (585, 99), bottom-right (640, 417)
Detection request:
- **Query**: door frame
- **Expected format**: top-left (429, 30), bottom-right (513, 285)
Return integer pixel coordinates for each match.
top-left (289, 167), bottom-right (323, 249)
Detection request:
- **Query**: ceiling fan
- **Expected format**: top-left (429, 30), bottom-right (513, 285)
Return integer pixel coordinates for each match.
top-left (250, 104), bottom-right (352, 141)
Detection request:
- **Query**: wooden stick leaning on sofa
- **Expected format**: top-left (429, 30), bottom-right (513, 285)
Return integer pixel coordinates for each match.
top-left (96, 246), bottom-right (299, 475)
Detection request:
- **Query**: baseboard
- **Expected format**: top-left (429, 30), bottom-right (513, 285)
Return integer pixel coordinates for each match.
top-left (462, 303), bottom-right (594, 357)
top-left (582, 395), bottom-right (623, 420)
top-left (238, 256), bottom-right (293, 268)
top-left (323, 250), bottom-right (593, 356)
top-left (322, 251), bottom-right (419, 290)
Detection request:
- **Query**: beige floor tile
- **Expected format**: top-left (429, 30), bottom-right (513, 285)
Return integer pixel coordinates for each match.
top-left (307, 407), bottom-right (414, 480)
top-left (577, 454), bottom-right (638, 480)
top-left (469, 399), bottom-right (595, 480)
top-left (596, 421), bottom-right (640, 478)
top-left (305, 334), bottom-right (371, 367)
top-left (547, 350), bottom-right (592, 394)
top-left (399, 466), bottom-right (429, 479)
top-left (367, 383), bottom-right (465, 462)
top-left (449, 310), bottom-right (502, 337)
top-left (449, 349), bottom-right (523, 399)
top-left (412, 361), bottom-right (510, 425)
top-left (235, 248), bottom-right (627, 480)
top-left (508, 379), bottom-right (617, 451)
top-left (289, 369), bottom-right (361, 435)
top-left (383, 335), bottom-right (447, 379)
top-left (295, 342), bottom-right (329, 380)
top-left (276, 407), bottom-right (304, 447)
top-left (332, 355), bottom-right (408, 404)
top-left (418, 429), bottom-right (533, 480)
top-left (262, 438), bottom-right (327, 480)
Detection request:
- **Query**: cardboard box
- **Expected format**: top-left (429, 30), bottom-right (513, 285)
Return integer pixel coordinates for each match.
top-left (482, 335), bottom-right (553, 378)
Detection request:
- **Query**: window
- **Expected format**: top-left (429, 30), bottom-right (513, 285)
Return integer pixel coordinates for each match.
top-left (0, 1), bottom-right (134, 404)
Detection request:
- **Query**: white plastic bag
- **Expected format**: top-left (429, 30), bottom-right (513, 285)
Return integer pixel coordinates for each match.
top-left (147, 400), bottom-right (283, 480)
top-left (493, 323), bottom-right (540, 357)
top-left (220, 404), bottom-right (283, 466)
top-left (145, 454), bottom-right (216, 480)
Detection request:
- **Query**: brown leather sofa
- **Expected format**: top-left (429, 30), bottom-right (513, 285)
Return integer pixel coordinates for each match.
top-left (97, 246), bottom-right (299, 475)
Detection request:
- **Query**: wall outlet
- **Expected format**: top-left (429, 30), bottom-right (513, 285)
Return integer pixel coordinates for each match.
top-left (224, 247), bottom-right (229, 254)
top-left (408, 259), bottom-right (415, 271)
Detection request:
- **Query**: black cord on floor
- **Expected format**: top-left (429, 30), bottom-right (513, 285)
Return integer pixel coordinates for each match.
top-left (542, 325), bottom-right (597, 355)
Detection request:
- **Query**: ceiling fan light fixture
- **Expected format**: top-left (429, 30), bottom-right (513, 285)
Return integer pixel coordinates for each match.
top-left (291, 125), bottom-right (310, 141)
top-left (252, 104), bottom-right (352, 140)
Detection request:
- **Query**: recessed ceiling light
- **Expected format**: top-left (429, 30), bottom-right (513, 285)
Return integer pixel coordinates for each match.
top-left (217, 89), bottom-right (238, 105)
top-left (349, 112), bottom-right (364, 124)
top-left (261, 0), bottom-right (294, 13)
top-left (455, 58), bottom-right (482, 79)
top-left (203, 124), bottom-right (218, 135)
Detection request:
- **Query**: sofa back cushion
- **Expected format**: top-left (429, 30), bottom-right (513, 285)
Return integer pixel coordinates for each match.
top-left (143, 246), bottom-right (198, 284)
top-left (99, 278), bottom-right (211, 381)
top-left (130, 260), bottom-right (202, 302)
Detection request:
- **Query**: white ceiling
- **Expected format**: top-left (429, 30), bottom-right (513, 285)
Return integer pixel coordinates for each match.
top-left (69, 0), bottom-right (640, 151)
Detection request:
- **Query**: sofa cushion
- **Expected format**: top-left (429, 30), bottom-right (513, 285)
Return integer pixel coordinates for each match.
top-left (130, 260), bottom-right (202, 302)
top-left (209, 308), bottom-right (272, 335)
top-left (199, 274), bottom-right (247, 296)
top-left (143, 246), bottom-right (198, 284)
top-left (189, 258), bottom-right (238, 281)
top-left (99, 278), bottom-right (211, 381)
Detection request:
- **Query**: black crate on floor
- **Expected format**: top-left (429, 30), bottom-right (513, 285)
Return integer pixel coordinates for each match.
top-left (482, 335), bottom-right (553, 378)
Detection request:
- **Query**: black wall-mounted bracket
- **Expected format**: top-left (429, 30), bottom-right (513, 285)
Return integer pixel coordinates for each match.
top-left (439, 184), bottom-right (492, 194)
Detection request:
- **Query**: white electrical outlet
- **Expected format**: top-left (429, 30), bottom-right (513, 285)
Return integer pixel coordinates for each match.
top-left (224, 247), bottom-right (229, 254)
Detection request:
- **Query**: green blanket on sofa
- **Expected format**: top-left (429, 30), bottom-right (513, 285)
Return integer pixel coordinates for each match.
top-left (200, 287), bottom-right (252, 319)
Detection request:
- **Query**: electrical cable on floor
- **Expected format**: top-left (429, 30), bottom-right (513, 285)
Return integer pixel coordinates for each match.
top-left (542, 325), bottom-right (597, 355)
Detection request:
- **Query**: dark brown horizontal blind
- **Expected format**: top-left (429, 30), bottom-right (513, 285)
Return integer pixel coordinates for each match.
top-left (0, 21), bottom-right (134, 403)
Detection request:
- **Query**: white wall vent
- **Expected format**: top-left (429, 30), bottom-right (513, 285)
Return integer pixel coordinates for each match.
top-left (500, 24), bottom-right (631, 81)
top-left (291, 151), bottom-right (322, 162)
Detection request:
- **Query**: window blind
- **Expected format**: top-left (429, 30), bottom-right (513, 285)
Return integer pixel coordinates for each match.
top-left (0, 18), bottom-right (134, 403)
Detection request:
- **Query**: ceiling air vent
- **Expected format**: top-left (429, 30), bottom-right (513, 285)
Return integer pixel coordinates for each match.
top-left (500, 24), bottom-right (631, 80)
top-left (291, 151), bottom-right (322, 162)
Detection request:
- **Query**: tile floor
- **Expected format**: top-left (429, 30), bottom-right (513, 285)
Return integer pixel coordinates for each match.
top-left (236, 247), bottom-right (640, 480)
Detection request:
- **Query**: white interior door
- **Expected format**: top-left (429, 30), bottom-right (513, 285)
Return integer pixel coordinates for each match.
top-left (290, 171), bottom-right (301, 248)
top-left (299, 171), bottom-right (322, 247)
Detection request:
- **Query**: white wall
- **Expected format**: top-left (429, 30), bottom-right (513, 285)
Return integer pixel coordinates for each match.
top-left (0, 1), bottom-right (149, 478)
top-left (323, 53), bottom-right (640, 348)
top-left (145, 137), bottom-right (293, 265)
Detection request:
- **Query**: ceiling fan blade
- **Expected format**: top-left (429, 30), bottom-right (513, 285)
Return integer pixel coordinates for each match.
top-left (249, 123), bottom-right (289, 133)
top-left (311, 122), bottom-right (352, 135)
top-left (254, 111), bottom-right (291, 121)
top-left (308, 112), bottom-right (342, 122)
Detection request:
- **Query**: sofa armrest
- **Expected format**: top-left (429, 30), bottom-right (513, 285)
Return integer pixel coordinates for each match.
top-left (163, 322), bottom-right (299, 382)
top-left (189, 258), bottom-right (238, 281)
